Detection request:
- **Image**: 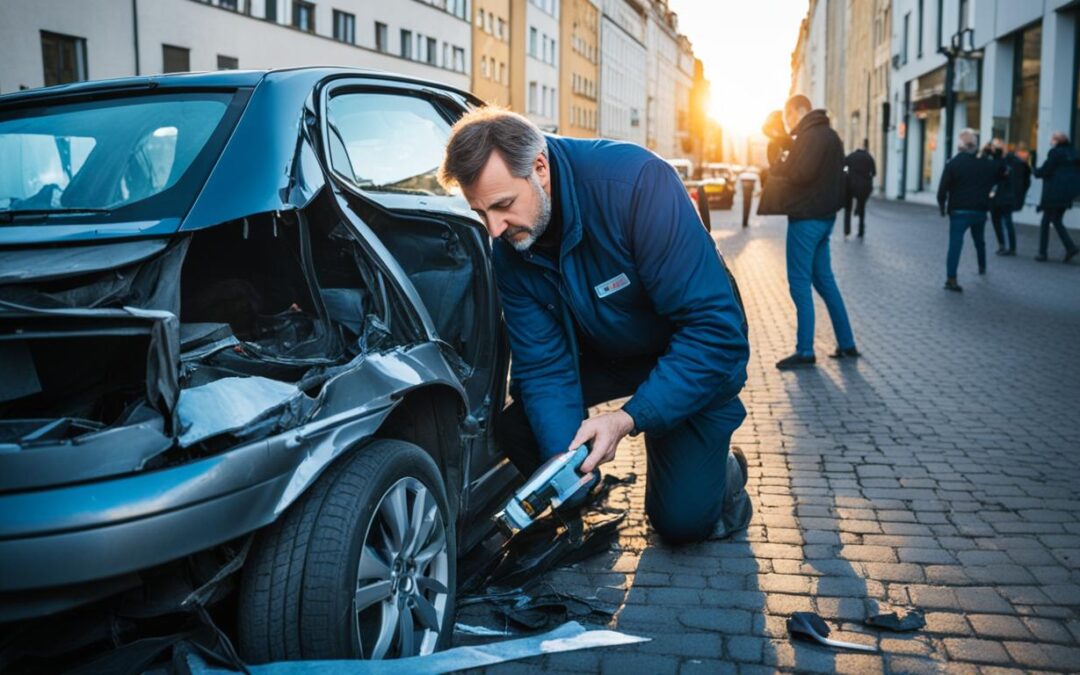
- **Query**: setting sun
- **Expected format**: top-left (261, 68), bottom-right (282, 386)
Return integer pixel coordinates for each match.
top-left (671, 0), bottom-right (807, 140)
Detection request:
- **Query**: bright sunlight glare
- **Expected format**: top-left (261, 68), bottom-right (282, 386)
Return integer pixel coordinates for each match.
top-left (669, 0), bottom-right (808, 139)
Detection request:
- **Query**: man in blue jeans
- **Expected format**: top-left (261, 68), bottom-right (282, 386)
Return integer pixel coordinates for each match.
top-left (937, 129), bottom-right (1005, 292)
top-left (767, 95), bottom-right (857, 370)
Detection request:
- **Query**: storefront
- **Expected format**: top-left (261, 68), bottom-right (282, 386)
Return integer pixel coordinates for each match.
top-left (1009, 22), bottom-right (1042, 151)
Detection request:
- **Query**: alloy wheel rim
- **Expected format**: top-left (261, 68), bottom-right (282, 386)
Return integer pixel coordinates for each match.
top-left (354, 476), bottom-right (450, 659)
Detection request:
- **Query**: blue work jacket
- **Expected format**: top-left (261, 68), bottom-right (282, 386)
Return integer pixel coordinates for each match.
top-left (492, 136), bottom-right (749, 460)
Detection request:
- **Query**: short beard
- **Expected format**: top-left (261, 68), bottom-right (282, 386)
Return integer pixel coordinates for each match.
top-left (503, 173), bottom-right (552, 252)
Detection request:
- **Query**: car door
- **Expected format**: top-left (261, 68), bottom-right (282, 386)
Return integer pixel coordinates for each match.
top-left (314, 76), bottom-right (514, 532)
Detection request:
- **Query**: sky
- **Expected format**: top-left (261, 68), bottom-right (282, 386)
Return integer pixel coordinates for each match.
top-left (668, 0), bottom-right (808, 139)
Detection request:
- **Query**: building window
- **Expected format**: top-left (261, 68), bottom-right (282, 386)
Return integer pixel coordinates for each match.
top-left (329, 11), bottom-right (353, 43)
top-left (902, 12), bottom-right (910, 64)
top-left (453, 46), bottom-right (465, 73)
top-left (400, 30), bottom-right (413, 59)
top-left (217, 54), bottom-right (239, 69)
top-left (528, 81), bottom-right (537, 113)
top-left (476, 8), bottom-right (484, 28)
top-left (162, 44), bottom-right (190, 73)
top-left (266, 0), bottom-right (277, 21)
top-left (293, 1), bottom-right (315, 33)
top-left (529, 27), bottom-right (538, 57)
top-left (1010, 23), bottom-right (1042, 151)
top-left (374, 21), bottom-right (388, 51)
top-left (219, 0), bottom-right (238, 10)
top-left (40, 31), bottom-right (87, 86)
top-left (917, 0), bottom-right (924, 58)
top-left (497, 18), bottom-right (506, 40)
top-left (426, 37), bottom-right (438, 65)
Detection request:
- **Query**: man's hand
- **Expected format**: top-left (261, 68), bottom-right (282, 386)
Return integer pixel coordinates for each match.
top-left (570, 410), bottom-right (636, 474)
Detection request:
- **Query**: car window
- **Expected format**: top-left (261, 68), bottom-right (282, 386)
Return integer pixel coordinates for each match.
top-left (325, 92), bottom-right (453, 196)
top-left (0, 94), bottom-right (232, 215)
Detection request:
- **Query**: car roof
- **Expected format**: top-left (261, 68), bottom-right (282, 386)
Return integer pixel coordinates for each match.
top-left (0, 66), bottom-right (477, 107)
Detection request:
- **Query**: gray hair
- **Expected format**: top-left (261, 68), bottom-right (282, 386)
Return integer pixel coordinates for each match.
top-left (958, 128), bottom-right (978, 153)
top-left (439, 107), bottom-right (548, 190)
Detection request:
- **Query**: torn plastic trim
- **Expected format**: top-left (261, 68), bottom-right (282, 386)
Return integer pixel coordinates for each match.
top-left (0, 304), bottom-right (180, 432)
top-left (0, 239), bottom-right (170, 284)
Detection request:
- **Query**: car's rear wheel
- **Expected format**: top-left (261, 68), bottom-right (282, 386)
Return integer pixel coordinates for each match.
top-left (238, 439), bottom-right (455, 663)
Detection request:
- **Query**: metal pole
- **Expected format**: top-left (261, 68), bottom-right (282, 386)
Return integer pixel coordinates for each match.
top-left (944, 54), bottom-right (955, 159)
top-left (132, 0), bottom-right (140, 76)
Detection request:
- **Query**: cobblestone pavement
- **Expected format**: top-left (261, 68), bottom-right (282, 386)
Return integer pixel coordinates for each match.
top-left (468, 198), bottom-right (1080, 674)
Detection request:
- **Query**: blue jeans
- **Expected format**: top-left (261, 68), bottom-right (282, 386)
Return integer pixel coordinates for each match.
top-left (786, 217), bottom-right (855, 356)
top-left (947, 210), bottom-right (987, 279)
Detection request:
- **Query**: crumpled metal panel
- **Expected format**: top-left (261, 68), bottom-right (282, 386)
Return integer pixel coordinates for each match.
top-left (180, 70), bottom-right (327, 232)
top-left (176, 376), bottom-right (303, 447)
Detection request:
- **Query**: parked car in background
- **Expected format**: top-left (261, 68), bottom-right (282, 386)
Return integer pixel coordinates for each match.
top-left (697, 162), bottom-right (736, 210)
top-left (0, 68), bottom-right (519, 668)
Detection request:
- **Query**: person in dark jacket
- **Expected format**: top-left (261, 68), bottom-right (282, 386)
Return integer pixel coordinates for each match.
top-left (843, 142), bottom-right (876, 237)
top-left (767, 95), bottom-right (857, 369)
top-left (438, 108), bottom-right (752, 544)
top-left (757, 110), bottom-right (791, 215)
top-left (986, 138), bottom-right (1016, 255)
top-left (937, 129), bottom-right (1005, 291)
top-left (1012, 142), bottom-right (1033, 209)
top-left (1033, 132), bottom-right (1080, 263)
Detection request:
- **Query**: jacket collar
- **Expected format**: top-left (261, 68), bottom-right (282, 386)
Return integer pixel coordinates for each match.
top-left (543, 136), bottom-right (584, 260)
top-left (793, 108), bottom-right (830, 137)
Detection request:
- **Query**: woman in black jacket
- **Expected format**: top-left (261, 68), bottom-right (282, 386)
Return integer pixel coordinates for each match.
top-left (1033, 132), bottom-right (1080, 263)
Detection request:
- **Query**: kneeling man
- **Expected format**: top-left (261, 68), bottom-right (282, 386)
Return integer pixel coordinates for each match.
top-left (439, 109), bottom-right (751, 544)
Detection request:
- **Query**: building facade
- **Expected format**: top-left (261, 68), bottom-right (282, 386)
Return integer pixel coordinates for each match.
top-left (559, 0), bottom-right (599, 137)
top-left (886, 0), bottom-right (1080, 229)
top-left (521, 0), bottom-right (560, 131)
top-left (842, 0), bottom-right (893, 180)
top-left (473, 0), bottom-right (512, 105)
top-left (0, 0), bottom-right (473, 94)
top-left (599, 0), bottom-right (647, 144)
top-left (790, 0), bottom-right (827, 109)
top-left (674, 34), bottom-right (695, 158)
top-left (643, 0), bottom-right (679, 158)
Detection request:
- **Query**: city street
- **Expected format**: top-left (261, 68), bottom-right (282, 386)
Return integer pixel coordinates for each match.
top-left (470, 198), bottom-right (1080, 674)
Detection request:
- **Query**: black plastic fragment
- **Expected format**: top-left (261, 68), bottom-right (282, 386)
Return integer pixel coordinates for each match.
top-left (865, 608), bottom-right (926, 632)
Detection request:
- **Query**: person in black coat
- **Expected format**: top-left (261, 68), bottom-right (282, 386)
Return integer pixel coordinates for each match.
top-left (937, 129), bottom-right (1006, 292)
top-left (843, 142), bottom-right (876, 237)
top-left (767, 96), bottom-right (857, 369)
top-left (985, 139), bottom-right (1015, 255)
top-left (1033, 132), bottom-right (1080, 263)
top-left (1012, 142), bottom-right (1033, 209)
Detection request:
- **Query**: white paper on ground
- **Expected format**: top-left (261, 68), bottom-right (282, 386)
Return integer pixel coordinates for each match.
top-left (187, 620), bottom-right (649, 674)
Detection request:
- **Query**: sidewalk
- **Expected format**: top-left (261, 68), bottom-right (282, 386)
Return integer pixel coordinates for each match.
top-left (471, 198), bottom-right (1080, 674)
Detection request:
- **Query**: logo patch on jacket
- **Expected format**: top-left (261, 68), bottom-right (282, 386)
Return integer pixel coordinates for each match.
top-left (594, 273), bottom-right (631, 299)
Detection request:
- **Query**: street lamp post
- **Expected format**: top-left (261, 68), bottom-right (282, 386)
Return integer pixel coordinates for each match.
top-left (938, 26), bottom-right (982, 159)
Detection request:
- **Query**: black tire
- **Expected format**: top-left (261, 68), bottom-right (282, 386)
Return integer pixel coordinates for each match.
top-left (237, 439), bottom-right (456, 663)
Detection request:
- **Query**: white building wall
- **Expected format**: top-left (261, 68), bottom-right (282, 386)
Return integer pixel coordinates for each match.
top-left (644, 10), bottom-right (678, 159)
top-left (805, 0), bottom-right (827, 108)
top-left (524, 0), bottom-right (560, 131)
top-left (0, 0), bottom-right (471, 95)
top-left (885, 0), bottom-right (1079, 230)
top-left (599, 0), bottom-right (645, 145)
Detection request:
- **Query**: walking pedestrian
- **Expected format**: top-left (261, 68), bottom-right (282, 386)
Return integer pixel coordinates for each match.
top-left (766, 95), bottom-right (857, 369)
top-left (738, 167), bottom-right (758, 228)
top-left (1013, 142), bottom-right (1033, 209)
top-left (843, 142), bottom-right (875, 237)
top-left (1033, 132), bottom-right (1080, 263)
top-left (986, 138), bottom-right (1016, 256)
top-left (936, 129), bottom-right (1005, 292)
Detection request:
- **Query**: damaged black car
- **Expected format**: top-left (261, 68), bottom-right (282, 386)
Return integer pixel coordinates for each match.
top-left (0, 68), bottom-right (520, 667)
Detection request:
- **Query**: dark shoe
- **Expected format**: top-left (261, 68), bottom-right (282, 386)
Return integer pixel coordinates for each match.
top-left (995, 247), bottom-right (1006, 255)
top-left (1006, 249), bottom-right (1016, 256)
top-left (944, 280), bottom-right (963, 292)
top-left (710, 447), bottom-right (753, 540)
top-left (775, 353), bottom-right (816, 370)
top-left (828, 347), bottom-right (860, 359)
top-left (1066, 249), bottom-right (1079, 264)
top-left (1035, 255), bottom-right (1048, 262)
top-left (978, 267), bottom-right (986, 275)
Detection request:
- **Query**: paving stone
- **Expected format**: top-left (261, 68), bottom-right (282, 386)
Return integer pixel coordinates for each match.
top-left (942, 638), bottom-right (1012, 664)
top-left (968, 614), bottom-right (1035, 639)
